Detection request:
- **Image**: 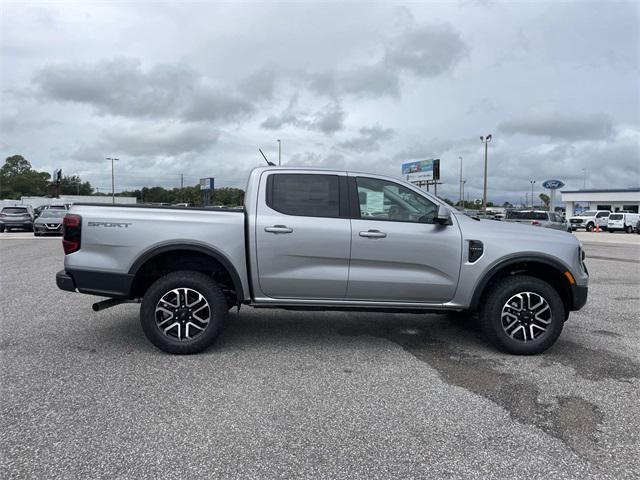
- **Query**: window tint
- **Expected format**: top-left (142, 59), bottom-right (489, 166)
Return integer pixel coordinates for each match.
top-left (268, 174), bottom-right (340, 217)
top-left (506, 211), bottom-right (548, 220)
top-left (355, 177), bottom-right (438, 223)
top-left (1, 207), bottom-right (29, 214)
top-left (41, 211), bottom-right (63, 218)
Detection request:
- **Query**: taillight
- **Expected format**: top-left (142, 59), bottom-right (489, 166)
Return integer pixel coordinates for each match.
top-left (531, 220), bottom-right (541, 226)
top-left (63, 214), bottom-right (82, 254)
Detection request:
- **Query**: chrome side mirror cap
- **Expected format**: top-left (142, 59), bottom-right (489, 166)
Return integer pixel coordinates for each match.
top-left (434, 205), bottom-right (452, 225)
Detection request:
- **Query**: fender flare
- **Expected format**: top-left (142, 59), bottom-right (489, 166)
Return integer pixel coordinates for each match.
top-left (469, 253), bottom-right (573, 310)
top-left (128, 241), bottom-right (245, 301)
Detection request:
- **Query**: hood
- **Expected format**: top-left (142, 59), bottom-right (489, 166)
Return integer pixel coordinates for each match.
top-left (456, 212), bottom-right (576, 242)
top-left (35, 217), bottom-right (64, 224)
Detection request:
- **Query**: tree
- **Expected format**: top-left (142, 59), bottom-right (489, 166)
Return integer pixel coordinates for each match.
top-left (539, 193), bottom-right (550, 209)
top-left (60, 175), bottom-right (93, 195)
top-left (1, 155), bottom-right (32, 177)
top-left (0, 155), bottom-right (51, 198)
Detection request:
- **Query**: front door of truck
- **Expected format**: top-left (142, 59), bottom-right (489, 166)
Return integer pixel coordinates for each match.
top-left (255, 172), bottom-right (351, 299)
top-left (346, 175), bottom-right (462, 303)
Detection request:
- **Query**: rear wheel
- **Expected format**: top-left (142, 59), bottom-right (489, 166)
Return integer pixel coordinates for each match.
top-left (140, 271), bottom-right (227, 354)
top-left (480, 275), bottom-right (565, 355)
top-left (626, 225), bottom-right (633, 233)
top-left (586, 223), bottom-right (594, 232)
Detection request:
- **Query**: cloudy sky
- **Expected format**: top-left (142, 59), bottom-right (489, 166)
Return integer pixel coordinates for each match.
top-left (1, 0), bottom-right (638, 204)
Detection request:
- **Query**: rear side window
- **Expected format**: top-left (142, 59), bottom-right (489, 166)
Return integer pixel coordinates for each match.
top-left (267, 174), bottom-right (340, 218)
top-left (609, 214), bottom-right (623, 220)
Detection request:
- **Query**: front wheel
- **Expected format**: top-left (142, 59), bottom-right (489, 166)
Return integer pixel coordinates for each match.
top-left (140, 271), bottom-right (228, 354)
top-left (626, 225), bottom-right (633, 233)
top-left (480, 275), bottom-right (565, 355)
top-left (586, 223), bottom-right (594, 232)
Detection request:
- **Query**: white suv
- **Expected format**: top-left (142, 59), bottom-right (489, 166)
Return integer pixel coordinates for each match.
top-left (569, 210), bottom-right (610, 231)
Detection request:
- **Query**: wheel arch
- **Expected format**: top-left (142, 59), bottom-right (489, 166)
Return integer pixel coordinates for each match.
top-left (470, 254), bottom-right (575, 315)
top-left (128, 242), bottom-right (245, 303)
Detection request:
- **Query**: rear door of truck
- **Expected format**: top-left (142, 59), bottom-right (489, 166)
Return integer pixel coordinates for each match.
top-left (255, 171), bottom-right (351, 299)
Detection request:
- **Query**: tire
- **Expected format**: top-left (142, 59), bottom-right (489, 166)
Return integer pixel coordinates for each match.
top-left (480, 275), bottom-right (565, 355)
top-left (34, 232), bottom-right (40, 237)
top-left (586, 223), bottom-right (594, 232)
top-left (626, 225), bottom-right (633, 234)
top-left (0, 226), bottom-right (4, 233)
top-left (140, 271), bottom-right (228, 354)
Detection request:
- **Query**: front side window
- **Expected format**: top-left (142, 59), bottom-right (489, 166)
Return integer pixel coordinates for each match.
top-left (596, 212), bottom-right (610, 218)
top-left (267, 174), bottom-right (340, 218)
top-left (355, 177), bottom-right (438, 223)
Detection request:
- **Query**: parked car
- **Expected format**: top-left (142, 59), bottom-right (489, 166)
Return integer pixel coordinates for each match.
top-left (607, 212), bottom-right (640, 233)
top-left (57, 167), bottom-right (588, 356)
top-left (47, 204), bottom-right (69, 211)
top-left (505, 210), bottom-right (570, 232)
top-left (0, 206), bottom-right (34, 232)
top-left (33, 210), bottom-right (66, 236)
top-left (568, 210), bottom-right (610, 231)
top-left (637, 219), bottom-right (640, 235)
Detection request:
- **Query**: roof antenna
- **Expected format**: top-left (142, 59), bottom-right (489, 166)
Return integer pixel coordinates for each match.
top-left (259, 148), bottom-right (276, 166)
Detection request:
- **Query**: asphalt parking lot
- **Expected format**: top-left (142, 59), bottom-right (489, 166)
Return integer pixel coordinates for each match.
top-left (1, 231), bottom-right (639, 479)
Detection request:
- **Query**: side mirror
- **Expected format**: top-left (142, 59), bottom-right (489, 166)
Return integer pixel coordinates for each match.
top-left (434, 205), bottom-right (452, 225)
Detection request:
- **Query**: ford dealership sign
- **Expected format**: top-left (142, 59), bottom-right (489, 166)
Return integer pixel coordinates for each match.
top-left (542, 179), bottom-right (565, 190)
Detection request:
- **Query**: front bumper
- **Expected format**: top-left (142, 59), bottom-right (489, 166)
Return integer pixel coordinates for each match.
top-left (571, 284), bottom-right (588, 311)
top-left (35, 224), bottom-right (63, 234)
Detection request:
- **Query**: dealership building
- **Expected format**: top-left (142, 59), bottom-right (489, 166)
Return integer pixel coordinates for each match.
top-left (561, 188), bottom-right (640, 217)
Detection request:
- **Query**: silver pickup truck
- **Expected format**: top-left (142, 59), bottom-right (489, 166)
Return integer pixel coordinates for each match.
top-left (57, 167), bottom-right (588, 355)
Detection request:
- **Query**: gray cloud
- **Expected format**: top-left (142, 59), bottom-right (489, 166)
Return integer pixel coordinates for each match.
top-left (306, 23), bottom-right (466, 99)
top-left (102, 122), bottom-right (219, 157)
top-left (311, 103), bottom-right (345, 135)
top-left (383, 23), bottom-right (467, 76)
top-left (498, 112), bottom-right (614, 140)
top-left (33, 57), bottom-right (255, 123)
top-left (261, 98), bottom-right (345, 135)
top-left (339, 124), bottom-right (395, 152)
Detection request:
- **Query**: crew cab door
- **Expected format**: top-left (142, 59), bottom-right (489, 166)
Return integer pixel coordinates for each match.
top-left (255, 172), bottom-right (351, 299)
top-left (346, 175), bottom-right (462, 303)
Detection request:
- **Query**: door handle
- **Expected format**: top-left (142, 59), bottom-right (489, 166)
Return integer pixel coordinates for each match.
top-left (265, 225), bottom-right (293, 234)
top-left (359, 229), bottom-right (386, 238)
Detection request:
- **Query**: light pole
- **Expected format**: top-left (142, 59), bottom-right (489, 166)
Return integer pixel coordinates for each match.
top-left (530, 180), bottom-right (536, 208)
top-left (461, 180), bottom-right (466, 209)
top-left (106, 157), bottom-right (119, 204)
top-left (277, 139), bottom-right (281, 166)
top-left (480, 134), bottom-right (492, 212)
top-left (458, 156), bottom-right (463, 209)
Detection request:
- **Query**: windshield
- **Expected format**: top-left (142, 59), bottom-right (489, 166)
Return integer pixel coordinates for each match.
top-left (579, 211), bottom-right (596, 217)
top-left (40, 211), bottom-right (64, 218)
top-left (506, 211), bottom-right (548, 220)
top-left (609, 214), bottom-right (623, 220)
top-left (1, 207), bottom-right (29, 214)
